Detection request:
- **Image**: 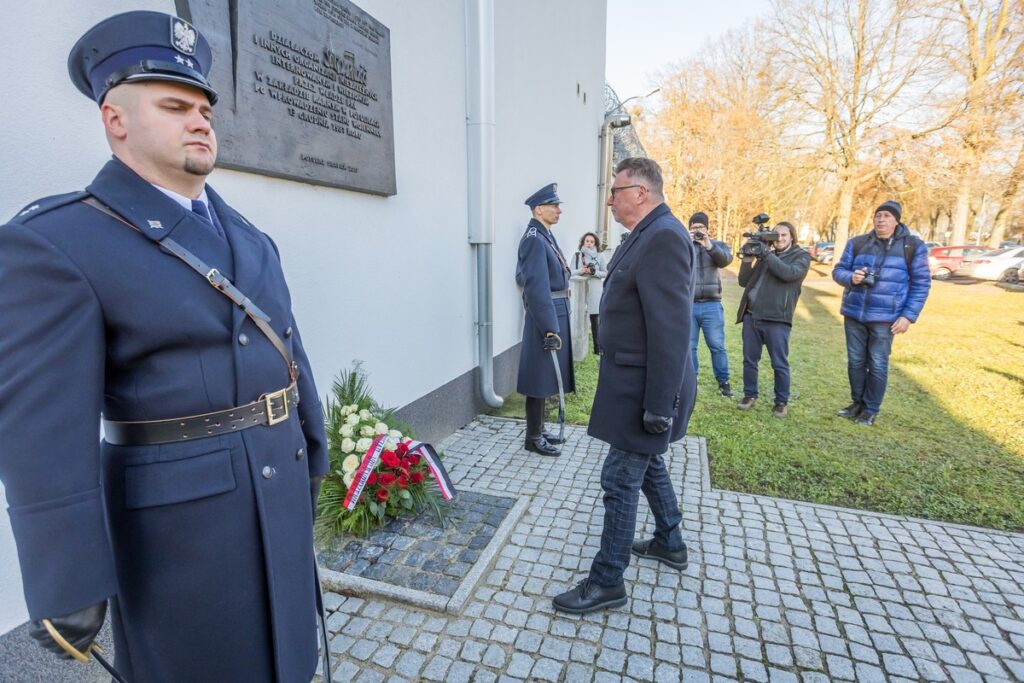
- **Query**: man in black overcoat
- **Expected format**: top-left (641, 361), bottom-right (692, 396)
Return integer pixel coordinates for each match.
top-left (553, 158), bottom-right (696, 614)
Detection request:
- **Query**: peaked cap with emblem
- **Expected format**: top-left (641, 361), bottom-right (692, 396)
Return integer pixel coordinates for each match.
top-left (525, 183), bottom-right (563, 210)
top-left (68, 11), bottom-right (218, 105)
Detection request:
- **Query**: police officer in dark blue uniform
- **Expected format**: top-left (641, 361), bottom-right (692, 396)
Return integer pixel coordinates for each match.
top-left (0, 12), bottom-right (327, 681)
top-left (516, 183), bottom-right (576, 456)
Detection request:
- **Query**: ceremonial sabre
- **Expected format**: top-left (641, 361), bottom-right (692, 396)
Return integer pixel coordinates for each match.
top-left (549, 348), bottom-right (566, 444)
top-left (314, 560), bottom-right (332, 679)
top-left (41, 619), bottom-right (129, 683)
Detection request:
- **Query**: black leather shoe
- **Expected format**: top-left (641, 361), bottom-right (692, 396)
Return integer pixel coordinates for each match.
top-left (837, 403), bottom-right (862, 419)
top-left (718, 382), bottom-right (733, 398)
top-left (855, 412), bottom-right (877, 426)
top-left (542, 431), bottom-right (565, 445)
top-left (525, 437), bottom-right (560, 456)
top-left (631, 539), bottom-right (688, 570)
top-left (552, 579), bottom-right (627, 614)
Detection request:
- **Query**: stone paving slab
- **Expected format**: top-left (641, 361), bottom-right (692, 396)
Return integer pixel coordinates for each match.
top-left (317, 415), bottom-right (1024, 682)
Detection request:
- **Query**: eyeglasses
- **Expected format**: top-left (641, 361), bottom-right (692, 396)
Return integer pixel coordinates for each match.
top-left (609, 184), bottom-right (645, 197)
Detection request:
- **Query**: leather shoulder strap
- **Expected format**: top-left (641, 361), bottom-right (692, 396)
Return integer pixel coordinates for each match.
top-left (82, 196), bottom-right (297, 381)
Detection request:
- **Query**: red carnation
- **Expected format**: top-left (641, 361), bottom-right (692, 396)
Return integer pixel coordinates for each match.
top-left (411, 472), bottom-right (424, 484)
top-left (376, 488), bottom-right (389, 502)
top-left (396, 442), bottom-right (409, 456)
top-left (381, 451), bottom-right (400, 469)
top-left (398, 475), bottom-right (408, 489)
top-left (379, 473), bottom-right (397, 487)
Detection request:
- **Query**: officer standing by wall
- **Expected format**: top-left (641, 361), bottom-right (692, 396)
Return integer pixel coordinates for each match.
top-left (0, 12), bottom-right (327, 681)
top-left (516, 183), bottom-right (576, 457)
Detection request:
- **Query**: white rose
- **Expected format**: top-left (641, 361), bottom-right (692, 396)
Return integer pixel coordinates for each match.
top-left (359, 409), bottom-right (371, 420)
top-left (343, 470), bottom-right (355, 487)
top-left (356, 437), bottom-right (372, 452)
top-left (375, 422), bottom-right (389, 435)
top-left (340, 424), bottom-right (353, 437)
top-left (339, 405), bottom-right (352, 416)
top-left (388, 429), bottom-right (403, 440)
top-left (345, 413), bottom-right (360, 426)
top-left (360, 425), bottom-right (376, 437)
top-left (342, 454), bottom-right (360, 474)
top-left (341, 437), bottom-right (355, 453)
top-left (384, 439), bottom-right (397, 450)
top-left (348, 403), bottom-right (360, 413)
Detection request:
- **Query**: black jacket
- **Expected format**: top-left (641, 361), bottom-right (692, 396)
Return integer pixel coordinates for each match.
top-left (693, 240), bottom-right (733, 302)
top-left (736, 244), bottom-right (811, 325)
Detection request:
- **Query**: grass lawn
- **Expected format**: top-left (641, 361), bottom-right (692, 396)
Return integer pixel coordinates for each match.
top-left (493, 264), bottom-right (1024, 531)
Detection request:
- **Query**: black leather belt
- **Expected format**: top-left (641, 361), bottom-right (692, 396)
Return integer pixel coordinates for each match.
top-left (551, 290), bottom-right (569, 299)
top-left (103, 383), bottom-right (299, 446)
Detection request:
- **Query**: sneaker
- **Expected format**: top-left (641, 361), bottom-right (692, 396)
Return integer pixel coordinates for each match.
top-left (737, 397), bottom-right (757, 410)
top-left (718, 382), bottom-right (733, 398)
top-left (855, 412), bottom-right (877, 426)
top-left (772, 403), bottom-right (788, 418)
top-left (837, 403), bottom-right (862, 419)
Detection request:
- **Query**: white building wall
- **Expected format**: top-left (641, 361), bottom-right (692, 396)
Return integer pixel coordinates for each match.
top-left (0, 0), bottom-right (605, 633)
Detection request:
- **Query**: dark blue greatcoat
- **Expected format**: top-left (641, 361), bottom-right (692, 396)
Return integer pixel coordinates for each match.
top-left (515, 218), bottom-right (576, 398)
top-left (0, 158), bottom-right (328, 682)
top-left (588, 204), bottom-right (697, 455)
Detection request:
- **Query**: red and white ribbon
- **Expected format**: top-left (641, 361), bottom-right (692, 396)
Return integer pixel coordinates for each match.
top-left (342, 434), bottom-right (387, 510)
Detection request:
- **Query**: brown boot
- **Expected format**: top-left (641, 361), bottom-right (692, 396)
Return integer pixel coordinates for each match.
top-left (737, 397), bottom-right (757, 410)
top-left (772, 403), bottom-right (788, 418)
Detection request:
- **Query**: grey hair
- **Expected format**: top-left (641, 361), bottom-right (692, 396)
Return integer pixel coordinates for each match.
top-left (614, 157), bottom-right (664, 198)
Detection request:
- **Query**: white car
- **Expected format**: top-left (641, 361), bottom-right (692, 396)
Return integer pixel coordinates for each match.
top-left (966, 246), bottom-right (1024, 282)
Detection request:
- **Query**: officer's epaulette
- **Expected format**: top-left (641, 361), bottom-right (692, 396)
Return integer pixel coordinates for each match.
top-left (7, 191), bottom-right (90, 225)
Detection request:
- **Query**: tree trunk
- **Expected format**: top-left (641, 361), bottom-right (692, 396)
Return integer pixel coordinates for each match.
top-left (950, 176), bottom-right (972, 245)
top-left (834, 179), bottom-right (856, 261)
top-left (936, 211), bottom-right (951, 245)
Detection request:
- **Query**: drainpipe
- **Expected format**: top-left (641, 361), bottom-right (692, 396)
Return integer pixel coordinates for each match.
top-left (598, 113), bottom-right (632, 248)
top-left (466, 0), bottom-right (503, 408)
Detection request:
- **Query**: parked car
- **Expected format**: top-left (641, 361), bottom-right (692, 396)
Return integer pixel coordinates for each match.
top-left (924, 241), bottom-right (941, 248)
top-left (927, 245), bottom-right (990, 280)
top-left (966, 247), bottom-right (1024, 282)
top-left (808, 241), bottom-right (833, 259)
top-left (815, 246), bottom-right (835, 264)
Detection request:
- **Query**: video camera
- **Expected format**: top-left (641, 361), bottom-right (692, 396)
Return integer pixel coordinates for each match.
top-left (739, 213), bottom-right (779, 259)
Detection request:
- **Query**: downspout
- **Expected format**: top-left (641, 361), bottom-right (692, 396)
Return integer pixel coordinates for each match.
top-left (466, 0), bottom-right (503, 407)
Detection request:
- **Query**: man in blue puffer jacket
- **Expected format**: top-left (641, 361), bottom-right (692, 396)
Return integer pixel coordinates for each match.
top-left (832, 200), bottom-right (931, 425)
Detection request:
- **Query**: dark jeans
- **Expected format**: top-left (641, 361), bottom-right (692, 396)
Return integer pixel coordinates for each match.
top-left (741, 313), bottom-right (792, 404)
top-left (589, 446), bottom-right (684, 587)
top-left (589, 314), bottom-right (600, 353)
top-left (690, 300), bottom-right (729, 383)
top-left (843, 317), bottom-right (894, 414)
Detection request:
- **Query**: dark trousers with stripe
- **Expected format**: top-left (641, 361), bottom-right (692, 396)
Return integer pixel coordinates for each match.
top-left (589, 446), bottom-right (684, 586)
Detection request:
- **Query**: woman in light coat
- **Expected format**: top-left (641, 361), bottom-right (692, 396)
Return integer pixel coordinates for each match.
top-left (571, 231), bottom-right (608, 354)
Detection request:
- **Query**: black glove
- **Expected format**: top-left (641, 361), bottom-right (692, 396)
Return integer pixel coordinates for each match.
top-left (310, 475), bottom-right (324, 522)
top-left (29, 601), bottom-right (106, 659)
top-left (542, 333), bottom-right (562, 351)
top-left (642, 410), bottom-right (673, 434)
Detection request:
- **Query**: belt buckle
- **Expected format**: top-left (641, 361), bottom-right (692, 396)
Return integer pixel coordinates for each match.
top-left (263, 388), bottom-right (290, 426)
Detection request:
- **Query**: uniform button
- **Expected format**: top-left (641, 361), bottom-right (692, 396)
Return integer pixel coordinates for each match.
top-left (238, 333), bottom-right (249, 346)
top-left (296, 447), bottom-right (305, 460)
top-left (284, 326), bottom-right (293, 337)
top-left (261, 466), bottom-right (273, 479)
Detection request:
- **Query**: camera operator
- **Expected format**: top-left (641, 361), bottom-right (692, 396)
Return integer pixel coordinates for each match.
top-left (831, 201), bottom-right (930, 426)
top-left (687, 212), bottom-right (734, 397)
top-left (735, 221), bottom-right (810, 418)
top-left (571, 232), bottom-right (608, 354)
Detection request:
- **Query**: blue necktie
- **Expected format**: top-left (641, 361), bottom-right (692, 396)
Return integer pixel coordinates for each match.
top-left (191, 199), bottom-right (225, 239)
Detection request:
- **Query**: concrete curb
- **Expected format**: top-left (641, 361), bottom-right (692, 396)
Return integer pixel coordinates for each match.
top-left (318, 490), bottom-right (529, 614)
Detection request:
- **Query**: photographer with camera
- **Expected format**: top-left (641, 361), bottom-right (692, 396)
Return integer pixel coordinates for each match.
top-left (735, 218), bottom-right (810, 418)
top-left (832, 201), bottom-right (930, 426)
top-left (571, 232), bottom-right (608, 354)
top-left (687, 212), bottom-right (734, 397)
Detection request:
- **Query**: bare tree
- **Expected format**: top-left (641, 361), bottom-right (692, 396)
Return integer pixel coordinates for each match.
top-left (768, 0), bottom-right (942, 257)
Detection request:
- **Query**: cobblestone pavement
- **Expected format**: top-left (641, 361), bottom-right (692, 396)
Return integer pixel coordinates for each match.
top-left (318, 416), bottom-right (1024, 683)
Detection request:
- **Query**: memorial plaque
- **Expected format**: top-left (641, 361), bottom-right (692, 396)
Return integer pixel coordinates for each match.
top-left (178, 0), bottom-right (396, 195)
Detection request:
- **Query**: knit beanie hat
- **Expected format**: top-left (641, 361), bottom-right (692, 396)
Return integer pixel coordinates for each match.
top-left (875, 200), bottom-right (902, 222)
top-left (689, 211), bottom-right (709, 227)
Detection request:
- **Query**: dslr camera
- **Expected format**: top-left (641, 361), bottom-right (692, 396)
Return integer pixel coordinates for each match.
top-left (691, 229), bottom-right (707, 242)
top-left (739, 213), bottom-right (779, 259)
top-left (860, 269), bottom-right (877, 287)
